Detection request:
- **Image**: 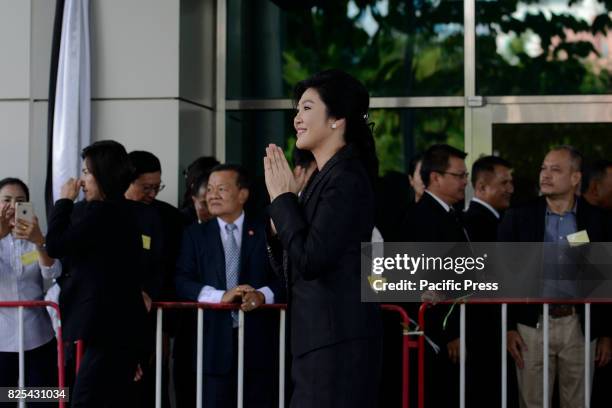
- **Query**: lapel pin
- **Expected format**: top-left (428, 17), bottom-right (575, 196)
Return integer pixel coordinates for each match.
top-left (248, 229), bottom-right (254, 236)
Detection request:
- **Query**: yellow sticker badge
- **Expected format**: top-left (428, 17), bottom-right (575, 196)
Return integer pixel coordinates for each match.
top-left (142, 235), bottom-right (151, 250)
top-left (20, 250), bottom-right (39, 266)
top-left (567, 230), bottom-right (590, 247)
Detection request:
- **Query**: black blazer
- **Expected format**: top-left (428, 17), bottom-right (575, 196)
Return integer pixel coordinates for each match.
top-left (46, 199), bottom-right (147, 343)
top-left (72, 200), bottom-right (165, 301)
top-left (175, 215), bottom-right (282, 375)
top-left (269, 144), bottom-right (381, 357)
top-left (498, 196), bottom-right (612, 336)
top-left (402, 192), bottom-right (470, 343)
top-left (464, 200), bottom-right (501, 243)
top-left (403, 192), bottom-right (469, 243)
top-left (462, 200), bottom-right (504, 348)
top-left (151, 199), bottom-right (185, 301)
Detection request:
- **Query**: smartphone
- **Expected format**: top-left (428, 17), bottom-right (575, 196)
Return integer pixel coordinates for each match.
top-left (15, 202), bottom-right (34, 223)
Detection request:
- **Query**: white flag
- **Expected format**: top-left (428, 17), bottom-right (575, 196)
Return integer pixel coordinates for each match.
top-left (52, 0), bottom-right (91, 203)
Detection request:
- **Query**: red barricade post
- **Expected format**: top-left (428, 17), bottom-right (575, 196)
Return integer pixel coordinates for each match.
top-left (380, 304), bottom-right (423, 408)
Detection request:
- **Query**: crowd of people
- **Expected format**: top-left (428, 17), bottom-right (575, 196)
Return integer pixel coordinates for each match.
top-left (1, 68), bottom-right (612, 408)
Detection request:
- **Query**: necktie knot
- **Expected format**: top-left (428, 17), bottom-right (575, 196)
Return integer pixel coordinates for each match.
top-left (225, 223), bottom-right (237, 233)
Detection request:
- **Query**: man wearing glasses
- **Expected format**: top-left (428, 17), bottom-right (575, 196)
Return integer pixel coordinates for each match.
top-left (403, 143), bottom-right (470, 408)
top-left (125, 150), bottom-right (185, 407)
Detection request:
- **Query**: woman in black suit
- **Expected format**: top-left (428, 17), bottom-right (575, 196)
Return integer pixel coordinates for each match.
top-left (264, 69), bottom-right (382, 408)
top-left (46, 140), bottom-right (148, 407)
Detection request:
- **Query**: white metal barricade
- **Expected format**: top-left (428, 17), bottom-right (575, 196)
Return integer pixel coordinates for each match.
top-left (453, 302), bottom-right (595, 408)
top-left (152, 302), bottom-right (286, 408)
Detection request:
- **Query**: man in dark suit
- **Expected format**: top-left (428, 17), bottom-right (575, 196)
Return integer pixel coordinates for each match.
top-left (125, 150), bottom-right (187, 407)
top-left (580, 159), bottom-right (612, 407)
top-left (175, 164), bottom-right (281, 408)
top-left (126, 151), bottom-right (185, 302)
top-left (582, 159), bottom-right (612, 211)
top-left (464, 155), bottom-right (513, 242)
top-left (463, 155), bottom-right (514, 406)
top-left (403, 144), bottom-right (469, 407)
top-left (499, 146), bottom-right (612, 408)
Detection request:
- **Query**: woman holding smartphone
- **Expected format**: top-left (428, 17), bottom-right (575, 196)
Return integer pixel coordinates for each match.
top-left (46, 140), bottom-right (148, 407)
top-left (264, 69), bottom-right (382, 407)
top-left (0, 178), bottom-right (61, 407)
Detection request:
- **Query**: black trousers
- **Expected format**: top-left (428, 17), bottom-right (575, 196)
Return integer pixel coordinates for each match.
top-left (0, 339), bottom-right (58, 408)
top-left (290, 337), bottom-right (382, 408)
top-left (70, 340), bottom-right (139, 408)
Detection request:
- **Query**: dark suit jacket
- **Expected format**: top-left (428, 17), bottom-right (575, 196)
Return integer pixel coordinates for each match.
top-left (403, 192), bottom-right (470, 343)
top-left (151, 199), bottom-right (185, 301)
top-left (403, 192), bottom-right (469, 243)
top-left (269, 144), bottom-right (381, 357)
top-left (175, 215), bottom-right (282, 375)
top-left (46, 199), bottom-right (148, 344)
top-left (461, 200), bottom-right (503, 352)
top-left (464, 200), bottom-right (501, 243)
top-left (498, 196), bottom-right (612, 336)
top-left (73, 200), bottom-right (165, 301)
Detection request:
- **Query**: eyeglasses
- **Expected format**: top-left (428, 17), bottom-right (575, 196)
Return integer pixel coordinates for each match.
top-left (441, 171), bottom-right (469, 180)
top-left (139, 183), bottom-right (165, 194)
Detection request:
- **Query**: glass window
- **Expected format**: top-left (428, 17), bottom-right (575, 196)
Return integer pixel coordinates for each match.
top-left (477, 0), bottom-right (612, 95)
top-left (227, 0), bottom-right (464, 99)
top-left (493, 123), bottom-right (612, 204)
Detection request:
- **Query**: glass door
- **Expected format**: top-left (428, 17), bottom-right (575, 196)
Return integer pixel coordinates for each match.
top-left (470, 98), bottom-right (612, 204)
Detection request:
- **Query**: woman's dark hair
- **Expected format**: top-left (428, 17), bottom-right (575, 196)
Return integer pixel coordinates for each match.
top-left (182, 156), bottom-right (220, 208)
top-left (294, 69), bottom-right (379, 184)
top-left (0, 178), bottom-right (30, 201)
top-left (81, 140), bottom-right (133, 201)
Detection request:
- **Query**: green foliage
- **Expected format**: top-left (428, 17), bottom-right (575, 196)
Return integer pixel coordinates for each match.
top-left (477, 0), bottom-right (612, 95)
top-left (275, 0), bottom-right (612, 174)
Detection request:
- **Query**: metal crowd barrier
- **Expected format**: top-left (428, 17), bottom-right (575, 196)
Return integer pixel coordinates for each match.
top-left (152, 302), bottom-right (286, 408)
top-left (146, 302), bottom-right (421, 408)
top-left (380, 303), bottom-right (422, 408)
top-left (419, 301), bottom-right (597, 408)
top-left (0, 301), bottom-right (421, 407)
top-left (0, 301), bottom-right (66, 408)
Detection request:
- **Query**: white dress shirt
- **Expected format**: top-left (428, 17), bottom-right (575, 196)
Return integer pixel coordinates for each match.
top-left (425, 190), bottom-right (451, 212)
top-left (470, 197), bottom-right (500, 219)
top-left (0, 234), bottom-right (62, 352)
top-left (197, 212), bottom-right (274, 304)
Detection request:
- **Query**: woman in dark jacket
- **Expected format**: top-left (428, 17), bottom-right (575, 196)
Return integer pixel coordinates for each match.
top-left (264, 69), bottom-right (382, 408)
top-left (46, 140), bottom-right (148, 407)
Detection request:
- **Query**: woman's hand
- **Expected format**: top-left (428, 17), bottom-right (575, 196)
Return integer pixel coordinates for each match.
top-left (60, 178), bottom-right (81, 201)
top-left (263, 144), bottom-right (299, 201)
top-left (14, 216), bottom-right (45, 247)
top-left (0, 203), bottom-right (12, 240)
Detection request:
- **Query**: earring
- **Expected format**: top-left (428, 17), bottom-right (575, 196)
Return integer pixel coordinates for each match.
top-left (331, 123), bottom-right (337, 129)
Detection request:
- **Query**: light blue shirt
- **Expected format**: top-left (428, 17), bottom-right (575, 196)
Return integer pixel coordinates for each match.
top-left (542, 200), bottom-right (578, 298)
top-left (0, 234), bottom-right (61, 351)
